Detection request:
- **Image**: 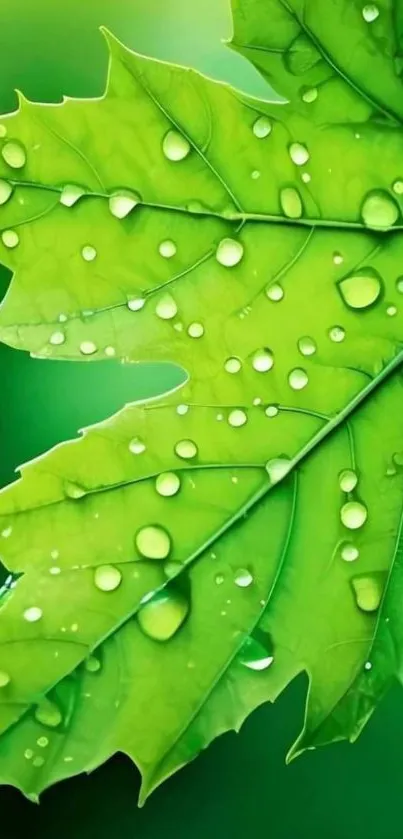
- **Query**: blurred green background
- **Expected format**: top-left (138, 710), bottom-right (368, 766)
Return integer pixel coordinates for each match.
top-left (0, 2), bottom-right (403, 837)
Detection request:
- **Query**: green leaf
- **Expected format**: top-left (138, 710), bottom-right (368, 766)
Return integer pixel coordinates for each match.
top-left (0, 0), bottom-right (403, 801)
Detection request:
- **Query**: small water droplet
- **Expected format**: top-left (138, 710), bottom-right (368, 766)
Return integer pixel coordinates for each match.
top-left (340, 500), bottom-right (368, 530)
top-left (301, 172), bottom-right (311, 183)
top-left (175, 439), bottom-right (198, 459)
top-left (81, 245), bottom-right (97, 262)
top-left (289, 142), bottom-right (309, 166)
top-left (49, 566), bottom-right (61, 575)
top-left (162, 130), bottom-right (191, 162)
top-left (341, 542), bottom-right (360, 562)
top-left (361, 191), bottom-right (399, 230)
top-left (60, 184), bottom-right (85, 207)
top-left (339, 268), bottom-right (382, 310)
top-left (0, 179), bottom-right (12, 205)
top-left (37, 736), bottom-right (49, 748)
top-left (129, 437), bottom-right (146, 455)
top-left (155, 293), bottom-right (178, 320)
top-left (1, 229), bottom-right (19, 248)
top-left (216, 237), bottom-right (244, 267)
top-left (252, 116), bottom-right (272, 138)
top-left (33, 756), bottom-right (45, 768)
top-left (79, 340), bottom-right (97, 356)
top-left (364, 661), bottom-right (372, 671)
top-left (104, 346), bottom-right (116, 357)
top-left (187, 322), bottom-right (204, 338)
top-left (109, 189), bottom-right (140, 218)
top-left (0, 671), bottom-right (10, 688)
top-left (297, 336), bottom-right (316, 356)
top-left (164, 560), bottom-right (184, 579)
top-left (288, 368), bottom-right (308, 390)
top-left (228, 409), bottom-right (248, 428)
top-left (339, 469), bottom-right (358, 493)
top-left (301, 86), bottom-right (318, 103)
top-left (138, 586), bottom-right (189, 641)
top-left (215, 573), bottom-right (225, 585)
top-left (224, 356), bottom-right (242, 374)
top-left (234, 568), bottom-right (253, 588)
top-left (386, 304), bottom-right (397, 316)
top-left (23, 606), bottom-right (43, 623)
top-left (251, 170), bottom-right (261, 179)
top-left (1, 140), bottom-right (26, 168)
top-left (94, 564), bottom-right (122, 592)
top-left (176, 404), bottom-right (188, 415)
top-left (126, 295), bottom-right (145, 312)
top-left (34, 697), bottom-right (63, 728)
top-left (265, 404), bottom-right (279, 418)
top-left (156, 472), bottom-right (181, 497)
top-left (0, 125), bottom-right (7, 138)
top-left (136, 525), bottom-right (171, 559)
top-left (85, 655), bottom-right (101, 673)
top-left (265, 457), bottom-right (292, 485)
top-left (396, 277), bottom-right (403, 294)
top-left (49, 330), bottom-right (65, 346)
top-left (251, 348), bottom-right (274, 372)
top-left (280, 187), bottom-right (303, 219)
top-left (24, 749), bottom-right (34, 760)
top-left (238, 633), bottom-right (274, 671)
top-left (159, 239), bottom-right (177, 259)
top-left (392, 179), bottom-right (403, 197)
top-left (329, 325), bottom-right (345, 342)
top-left (64, 480), bottom-right (86, 499)
top-left (352, 572), bottom-right (384, 612)
top-left (362, 4), bottom-right (379, 23)
top-left (333, 252), bottom-right (344, 265)
top-left (266, 283), bottom-right (284, 302)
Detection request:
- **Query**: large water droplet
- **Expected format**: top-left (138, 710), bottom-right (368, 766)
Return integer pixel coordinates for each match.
top-left (340, 500), bottom-right (368, 530)
top-left (251, 348), bottom-right (274, 372)
top-left (265, 457), bottom-right (292, 485)
top-left (156, 472), bottom-right (181, 497)
top-left (79, 340), bottom-right (97, 355)
top-left (216, 237), bottom-right (244, 267)
top-left (252, 116), bottom-right (272, 138)
top-left (352, 573), bottom-right (384, 612)
top-left (0, 671), bottom-right (10, 688)
top-left (60, 184), bottom-right (85, 207)
top-left (135, 525), bottom-right (171, 559)
top-left (289, 142), bottom-right (310, 166)
top-left (329, 325), bottom-right (345, 342)
top-left (0, 179), bottom-right (12, 205)
top-left (155, 293), bottom-right (178, 320)
top-left (138, 586), bottom-right (189, 641)
top-left (94, 564), bottom-right (122, 592)
top-left (297, 336), bottom-right (316, 356)
top-left (234, 568), bottom-right (253, 588)
top-left (162, 130), bottom-right (191, 162)
top-left (338, 268), bottom-right (382, 310)
top-left (159, 239), bottom-right (177, 259)
top-left (341, 542), bottom-right (360, 562)
top-left (339, 469), bottom-right (358, 493)
top-left (224, 357), bottom-right (242, 374)
top-left (34, 697), bottom-right (63, 728)
top-left (175, 439), bottom-right (198, 459)
top-left (238, 633), bottom-right (274, 671)
top-left (109, 189), bottom-right (140, 218)
top-left (361, 191), bottom-right (399, 230)
top-left (1, 229), bottom-right (19, 248)
top-left (187, 322), bottom-right (204, 338)
top-left (1, 140), bottom-right (26, 168)
top-left (129, 437), bottom-right (146, 455)
top-left (266, 283), bottom-right (284, 302)
top-left (127, 296), bottom-right (146, 312)
top-left (81, 245), bottom-right (97, 262)
top-left (228, 409), bottom-right (248, 428)
top-left (23, 606), bottom-right (43, 623)
top-left (288, 368), bottom-right (308, 390)
top-left (280, 187), bottom-right (303, 219)
top-left (362, 4), bottom-right (379, 22)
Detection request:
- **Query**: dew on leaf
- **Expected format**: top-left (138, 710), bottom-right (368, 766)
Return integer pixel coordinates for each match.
top-left (251, 348), bottom-right (274, 372)
top-left (109, 189), bottom-right (140, 218)
top-left (137, 587), bottom-right (189, 641)
top-left (85, 655), bottom-right (101, 673)
top-left (329, 325), bottom-right (346, 342)
top-left (338, 268), bottom-right (382, 309)
top-left (23, 606), bottom-right (43, 623)
top-left (392, 180), bottom-right (403, 195)
top-left (339, 469), bottom-right (358, 493)
top-left (1, 140), bottom-right (26, 168)
top-left (251, 170), bottom-right (261, 179)
top-left (333, 252), bottom-right (344, 265)
top-left (49, 566), bottom-right (61, 575)
top-left (187, 322), bottom-right (204, 338)
top-left (301, 86), bottom-right (318, 103)
top-left (64, 480), bottom-right (86, 499)
top-left (104, 346), bottom-right (116, 357)
top-left (37, 736), bottom-right (49, 749)
top-left (60, 184), bottom-right (85, 207)
top-left (280, 187), bottom-right (303, 219)
top-left (34, 698), bottom-right (63, 729)
top-left (225, 357), bottom-right (242, 374)
top-left (0, 179), bottom-right (12, 205)
top-left (361, 191), bottom-right (399, 230)
top-left (228, 409), bottom-right (248, 427)
top-left (297, 336), bottom-right (317, 356)
top-left (266, 283), bottom-right (284, 301)
top-left (396, 277), bottom-right (403, 293)
top-left (155, 293), bottom-right (178, 320)
top-left (127, 295), bottom-right (145, 312)
top-left (176, 404), bottom-right (189, 415)
top-left (1, 229), bottom-right (19, 248)
top-left (238, 634), bottom-right (274, 671)
top-left (94, 564), bottom-right (122, 592)
top-left (156, 472), bottom-right (181, 497)
top-left (33, 756), bottom-right (45, 768)
top-left (79, 340), bottom-right (97, 356)
top-left (81, 245), bottom-right (97, 262)
top-left (215, 573), bottom-right (225, 585)
top-left (340, 500), bottom-right (368, 530)
top-left (162, 130), bottom-right (191, 162)
top-left (135, 525), bottom-right (171, 559)
top-left (265, 404), bottom-right (279, 418)
top-left (49, 330), bottom-right (65, 346)
top-left (362, 4), bottom-right (379, 22)
top-left (352, 573), bottom-right (384, 613)
top-left (341, 542), bottom-right (360, 562)
top-left (0, 671), bottom-right (10, 688)
top-left (164, 560), bottom-right (184, 579)
top-left (265, 457), bottom-right (292, 484)
top-left (288, 368), bottom-right (308, 390)
top-left (386, 305), bottom-right (397, 316)
top-left (24, 749), bottom-right (34, 761)
top-left (301, 172), bottom-right (311, 183)
top-left (129, 437), bottom-right (146, 455)
top-left (175, 439), bottom-right (198, 459)
top-left (216, 237), bottom-right (244, 267)
top-left (252, 116), bottom-right (272, 138)
top-left (289, 142), bottom-right (310, 166)
top-left (234, 568), bottom-right (254, 588)
top-left (159, 239), bottom-right (177, 259)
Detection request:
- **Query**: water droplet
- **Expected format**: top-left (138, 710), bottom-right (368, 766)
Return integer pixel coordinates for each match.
top-left (340, 500), bottom-right (368, 530)
top-left (228, 409), bottom-right (248, 427)
top-left (225, 356), bottom-right (242, 374)
top-left (0, 125), bottom-right (7, 138)
top-left (176, 404), bottom-right (188, 415)
top-left (215, 573), bottom-right (225, 585)
top-left (129, 437), bottom-right (146, 455)
top-left (34, 696), bottom-right (63, 728)
top-left (1, 140), bottom-right (26, 168)
top-left (339, 469), bottom-right (358, 493)
top-left (187, 322), bottom-right (204, 338)
top-left (251, 170), bottom-right (261, 180)
top-left (23, 606), bottom-right (43, 623)
top-left (24, 749), bottom-right (34, 760)
top-left (0, 179), bottom-right (12, 205)
top-left (64, 480), bottom-right (86, 499)
top-left (301, 86), bottom-right (318, 103)
top-left (265, 404), bottom-right (279, 418)
top-left (164, 560), bottom-right (184, 579)
top-left (280, 187), bottom-right (303, 219)
top-left (37, 736), bottom-right (49, 748)
top-left (396, 277), bottom-right (403, 294)
top-left (175, 439), bottom-right (198, 459)
top-left (234, 568), bottom-right (253, 588)
top-left (361, 191), bottom-right (399, 230)
top-left (289, 142), bottom-right (309, 166)
top-left (266, 283), bottom-right (284, 302)
top-left (352, 573), bottom-right (384, 612)
top-left (49, 330), bottom-right (65, 346)
top-left (364, 661), bottom-right (372, 671)
top-left (238, 634), bottom-right (274, 671)
top-left (393, 179), bottom-right (403, 196)
top-left (297, 336), bottom-right (316, 356)
top-left (216, 237), bottom-right (244, 267)
top-left (162, 130), bottom-right (191, 162)
top-left (49, 566), bottom-right (61, 575)
top-left (94, 564), bottom-right (122, 592)
top-left (127, 296), bottom-right (145, 312)
top-left (341, 542), bottom-right (360, 562)
top-left (104, 346), bottom-right (116, 357)
top-left (251, 348), bottom-right (274, 372)
top-left (155, 293), bottom-right (178, 320)
top-left (288, 368), bottom-right (308, 390)
top-left (33, 756), bottom-right (45, 768)
top-left (252, 116), bottom-right (272, 138)
top-left (156, 472), bottom-right (181, 497)
top-left (386, 304), bottom-right (397, 316)
top-left (136, 525), bottom-right (171, 559)
top-left (85, 655), bottom-right (101, 673)
top-left (81, 245), bottom-right (97, 262)
top-left (109, 189), bottom-right (140, 218)
top-left (362, 4), bottom-right (379, 23)
top-left (159, 239), bottom-right (177, 259)
top-left (301, 172), bottom-right (311, 184)
top-left (329, 325), bottom-right (345, 342)
top-left (333, 252), bottom-right (344, 265)
top-left (0, 671), bottom-right (10, 688)
top-left (138, 586), bottom-right (189, 641)
top-left (265, 457), bottom-right (292, 485)
top-left (338, 268), bottom-right (382, 310)
top-left (60, 184), bottom-right (85, 207)
top-left (1, 229), bottom-right (19, 248)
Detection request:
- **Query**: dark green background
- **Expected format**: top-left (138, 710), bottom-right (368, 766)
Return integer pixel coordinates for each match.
top-left (0, 2), bottom-right (402, 837)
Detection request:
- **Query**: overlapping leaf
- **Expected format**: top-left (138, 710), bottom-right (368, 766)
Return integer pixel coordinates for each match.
top-left (0, 0), bottom-right (402, 801)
